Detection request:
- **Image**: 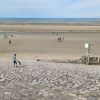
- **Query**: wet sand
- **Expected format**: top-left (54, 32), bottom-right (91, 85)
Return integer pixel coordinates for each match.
top-left (0, 24), bottom-right (100, 32)
top-left (0, 24), bottom-right (100, 60)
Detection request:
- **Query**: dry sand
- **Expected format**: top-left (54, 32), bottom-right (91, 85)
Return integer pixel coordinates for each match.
top-left (0, 24), bottom-right (100, 60)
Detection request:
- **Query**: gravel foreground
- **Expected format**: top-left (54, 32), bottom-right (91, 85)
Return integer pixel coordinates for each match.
top-left (0, 60), bottom-right (100, 100)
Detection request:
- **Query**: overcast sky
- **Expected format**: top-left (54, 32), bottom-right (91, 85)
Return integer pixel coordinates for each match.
top-left (0, 0), bottom-right (100, 18)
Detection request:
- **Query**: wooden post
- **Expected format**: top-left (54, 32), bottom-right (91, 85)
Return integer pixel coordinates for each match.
top-left (85, 43), bottom-right (90, 56)
top-left (85, 43), bottom-right (91, 64)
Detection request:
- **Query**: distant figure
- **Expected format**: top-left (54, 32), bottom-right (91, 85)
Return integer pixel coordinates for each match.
top-left (12, 54), bottom-right (17, 67)
top-left (9, 40), bottom-right (11, 44)
top-left (57, 37), bottom-right (62, 42)
top-left (11, 34), bottom-right (15, 37)
top-left (57, 36), bottom-right (64, 42)
top-left (37, 59), bottom-right (40, 61)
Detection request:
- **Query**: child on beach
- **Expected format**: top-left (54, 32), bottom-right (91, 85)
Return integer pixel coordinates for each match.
top-left (12, 54), bottom-right (17, 67)
top-left (12, 54), bottom-right (21, 67)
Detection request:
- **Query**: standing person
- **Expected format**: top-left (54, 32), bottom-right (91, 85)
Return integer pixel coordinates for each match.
top-left (9, 40), bottom-right (11, 44)
top-left (13, 54), bottom-right (17, 67)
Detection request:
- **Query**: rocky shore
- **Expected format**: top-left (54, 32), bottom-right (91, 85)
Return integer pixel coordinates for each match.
top-left (0, 60), bottom-right (100, 100)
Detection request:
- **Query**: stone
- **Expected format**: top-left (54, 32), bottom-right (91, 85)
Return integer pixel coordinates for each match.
top-left (4, 92), bottom-right (11, 100)
top-left (0, 61), bottom-right (100, 100)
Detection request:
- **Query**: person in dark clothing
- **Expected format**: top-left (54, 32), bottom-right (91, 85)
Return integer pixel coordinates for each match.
top-left (9, 40), bottom-right (11, 44)
top-left (12, 54), bottom-right (17, 67)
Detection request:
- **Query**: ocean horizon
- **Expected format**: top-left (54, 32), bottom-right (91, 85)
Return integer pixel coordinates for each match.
top-left (0, 18), bottom-right (100, 24)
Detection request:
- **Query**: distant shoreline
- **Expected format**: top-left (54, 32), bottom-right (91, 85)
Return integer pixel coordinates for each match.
top-left (0, 22), bottom-right (100, 26)
top-left (0, 18), bottom-right (100, 26)
top-left (0, 24), bottom-right (100, 32)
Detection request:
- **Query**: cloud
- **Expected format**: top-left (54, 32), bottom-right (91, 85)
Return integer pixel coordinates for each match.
top-left (67, 0), bottom-right (100, 10)
top-left (0, 0), bottom-right (100, 18)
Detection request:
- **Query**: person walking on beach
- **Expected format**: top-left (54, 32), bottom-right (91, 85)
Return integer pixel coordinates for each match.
top-left (13, 54), bottom-right (17, 67)
top-left (9, 40), bottom-right (11, 44)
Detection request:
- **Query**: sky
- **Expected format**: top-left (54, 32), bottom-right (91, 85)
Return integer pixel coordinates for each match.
top-left (0, 0), bottom-right (100, 18)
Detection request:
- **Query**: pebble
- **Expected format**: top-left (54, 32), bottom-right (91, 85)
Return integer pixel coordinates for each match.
top-left (0, 60), bottom-right (100, 100)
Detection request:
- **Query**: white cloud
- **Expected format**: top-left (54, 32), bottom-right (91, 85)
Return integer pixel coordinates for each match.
top-left (67, 0), bottom-right (100, 10)
top-left (0, 0), bottom-right (100, 17)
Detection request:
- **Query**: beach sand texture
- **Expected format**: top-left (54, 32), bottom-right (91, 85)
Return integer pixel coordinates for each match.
top-left (0, 60), bottom-right (100, 100)
top-left (0, 24), bottom-right (100, 100)
top-left (0, 24), bottom-right (100, 60)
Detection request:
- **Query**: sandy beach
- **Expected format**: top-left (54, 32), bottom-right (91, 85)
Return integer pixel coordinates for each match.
top-left (0, 0), bottom-right (100, 98)
top-left (0, 24), bottom-right (100, 60)
top-left (1, 24), bottom-right (100, 32)
top-left (0, 24), bottom-right (100, 100)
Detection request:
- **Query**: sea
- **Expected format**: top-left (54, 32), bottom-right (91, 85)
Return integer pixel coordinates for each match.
top-left (0, 18), bottom-right (100, 25)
